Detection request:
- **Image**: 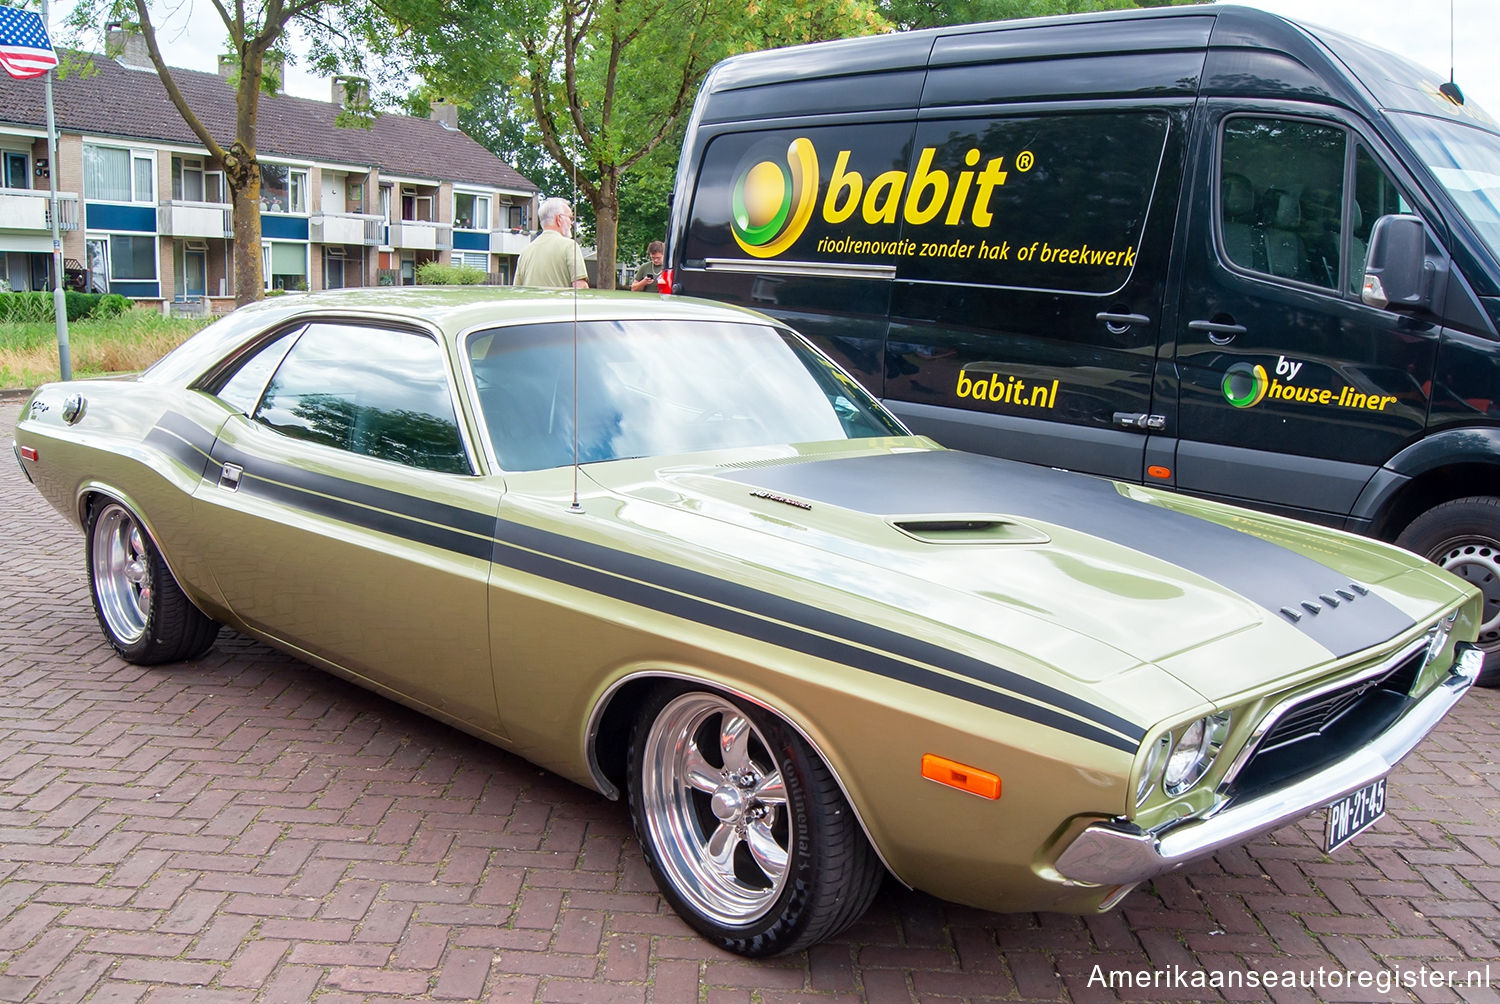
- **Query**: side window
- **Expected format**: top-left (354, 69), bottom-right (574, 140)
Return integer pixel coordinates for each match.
top-left (1220, 117), bottom-right (1346, 289)
top-left (902, 111), bottom-right (1171, 292)
top-left (212, 329), bottom-right (300, 415)
top-left (1352, 145), bottom-right (1411, 292)
top-left (253, 322), bottom-right (470, 474)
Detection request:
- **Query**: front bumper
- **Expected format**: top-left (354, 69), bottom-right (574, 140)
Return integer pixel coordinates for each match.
top-left (1055, 645), bottom-right (1480, 887)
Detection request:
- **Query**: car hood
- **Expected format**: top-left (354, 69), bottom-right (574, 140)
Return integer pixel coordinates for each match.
top-left (585, 446), bottom-right (1443, 705)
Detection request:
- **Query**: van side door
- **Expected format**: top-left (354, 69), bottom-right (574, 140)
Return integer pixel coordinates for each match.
top-left (881, 18), bottom-right (1209, 483)
top-left (1171, 105), bottom-right (1438, 524)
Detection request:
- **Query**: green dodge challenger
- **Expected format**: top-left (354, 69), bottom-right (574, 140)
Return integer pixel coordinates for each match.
top-left (11, 287), bottom-right (1483, 956)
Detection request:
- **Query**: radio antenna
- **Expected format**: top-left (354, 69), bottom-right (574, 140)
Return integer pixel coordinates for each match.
top-left (1439, 0), bottom-right (1465, 105)
top-left (568, 155), bottom-right (585, 515)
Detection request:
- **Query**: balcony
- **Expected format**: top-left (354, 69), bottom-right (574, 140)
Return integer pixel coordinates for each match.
top-left (0, 189), bottom-right (80, 231)
top-left (311, 211), bottom-right (384, 246)
top-left (158, 200), bottom-right (232, 239)
top-left (489, 229), bottom-right (532, 256)
top-left (387, 220), bottom-right (452, 251)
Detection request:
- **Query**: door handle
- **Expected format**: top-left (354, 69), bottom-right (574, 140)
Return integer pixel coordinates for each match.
top-left (1096, 312), bottom-right (1151, 334)
top-left (1187, 319), bottom-right (1247, 345)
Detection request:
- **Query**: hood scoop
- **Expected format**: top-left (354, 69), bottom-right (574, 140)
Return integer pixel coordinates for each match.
top-left (890, 515), bottom-right (1050, 546)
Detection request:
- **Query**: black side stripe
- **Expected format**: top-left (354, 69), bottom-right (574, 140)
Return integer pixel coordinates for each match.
top-left (495, 519), bottom-right (1145, 745)
top-left (149, 414), bottom-right (1142, 752)
top-left (490, 527), bottom-right (1140, 752)
top-left (211, 440), bottom-right (495, 538)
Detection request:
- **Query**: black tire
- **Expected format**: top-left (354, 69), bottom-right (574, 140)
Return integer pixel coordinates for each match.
top-left (1396, 496), bottom-right (1500, 686)
top-left (627, 685), bottom-right (883, 956)
top-left (86, 498), bottom-right (219, 665)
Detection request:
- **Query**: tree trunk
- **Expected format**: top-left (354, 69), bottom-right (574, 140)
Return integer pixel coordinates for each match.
top-left (229, 51), bottom-right (266, 306)
top-left (230, 167), bottom-right (263, 306)
top-left (591, 169), bottom-right (620, 290)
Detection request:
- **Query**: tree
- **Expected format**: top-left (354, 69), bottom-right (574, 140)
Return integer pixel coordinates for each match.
top-left (63, 2), bottom-right (391, 305)
top-left (402, 0), bottom-right (888, 288)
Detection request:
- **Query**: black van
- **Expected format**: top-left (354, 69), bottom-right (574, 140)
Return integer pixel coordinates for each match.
top-left (664, 4), bottom-right (1500, 681)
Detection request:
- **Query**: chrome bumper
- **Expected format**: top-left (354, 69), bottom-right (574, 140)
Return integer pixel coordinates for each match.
top-left (1055, 646), bottom-right (1480, 887)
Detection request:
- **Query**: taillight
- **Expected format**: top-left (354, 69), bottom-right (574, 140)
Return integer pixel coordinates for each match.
top-left (656, 268), bottom-right (673, 294)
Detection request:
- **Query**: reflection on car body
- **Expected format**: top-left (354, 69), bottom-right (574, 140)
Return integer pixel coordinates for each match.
top-left (12, 287), bottom-right (1484, 956)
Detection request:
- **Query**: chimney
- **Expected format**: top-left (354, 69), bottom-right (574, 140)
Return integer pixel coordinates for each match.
top-left (217, 54), bottom-right (234, 78)
top-left (429, 97), bottom-right (459, 130)
top-left (333, 75), bottom-right (370, 111)
top-left (105, 21), bottom-right (153, 69)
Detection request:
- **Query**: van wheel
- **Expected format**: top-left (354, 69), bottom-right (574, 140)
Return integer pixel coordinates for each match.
top-left (627, 685), bottom-right (883, 956)
top-left (1396, 497), bottom-right (1500, 686)
top-left (87, 499), bottom-right (219, 665)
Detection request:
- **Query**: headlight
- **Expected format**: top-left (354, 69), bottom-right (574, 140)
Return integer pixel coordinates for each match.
top-left (1162, 713), bottom-right (1231, 796)
top-left (1136, 734), bottom-right (1170, 805)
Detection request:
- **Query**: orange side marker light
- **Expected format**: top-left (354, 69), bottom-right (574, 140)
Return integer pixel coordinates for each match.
top-left (1147, 465), bottom-right (1171, 480)
top-left (921, 753), bottom-right (1001, 799)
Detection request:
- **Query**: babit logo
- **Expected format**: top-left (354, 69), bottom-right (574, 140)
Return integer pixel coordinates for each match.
top-left (730, 137), bottom-right (1030, 260)
top-left (1222, 362), bottom-right (1269, 409)
top-left (731, 138), bottom-right (820, 259)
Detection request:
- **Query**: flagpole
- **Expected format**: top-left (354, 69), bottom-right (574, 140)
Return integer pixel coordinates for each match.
top-left (41, 0), bottom-right (70, 380)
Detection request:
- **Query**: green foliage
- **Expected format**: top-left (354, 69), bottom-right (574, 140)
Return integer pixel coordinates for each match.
top-left (416, 262), bottom-right (489, 285)
top-left (0, 291), bottom-right (132, 323)
top-left (396, 0), bottom-right (890, 287)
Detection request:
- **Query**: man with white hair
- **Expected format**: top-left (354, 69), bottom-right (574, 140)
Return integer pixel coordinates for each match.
top-left (514, 198), bottom-right (589, 288)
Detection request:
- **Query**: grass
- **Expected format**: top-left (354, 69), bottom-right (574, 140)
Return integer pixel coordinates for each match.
top-left (0, 310), bottom-right (212, 391)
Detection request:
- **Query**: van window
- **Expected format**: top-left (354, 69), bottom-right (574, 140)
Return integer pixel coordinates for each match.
top-left (899, 112), bottom-right (1169, 293)
top-left (1219, 117), bottom-right (1409, 295)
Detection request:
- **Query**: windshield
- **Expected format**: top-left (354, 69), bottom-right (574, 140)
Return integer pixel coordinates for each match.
top-left (1391, 112), bottom-right (1500, 261)
top-left (465, 319), bottom-right (908, 471)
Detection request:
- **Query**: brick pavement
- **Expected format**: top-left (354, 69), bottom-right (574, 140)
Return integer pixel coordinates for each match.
top-left (2, 397), bottom-right (1499, 1003)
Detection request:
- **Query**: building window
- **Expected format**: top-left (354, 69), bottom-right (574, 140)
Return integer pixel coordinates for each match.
top-left (455, 192), bottom-right (490, 230)
top-left (260, 163), bottom-right (308, 214)
top-left (453, 251), bottom-right (489, 272)
top-left (84, 145), bottom-right (154, 203)
top-left (172, 157), bottom-right (226, 204)
top-left (3, 150), bottom-right (28, 190)
top-left (108, 234), bottom-right (157, 280)
top-left (400, 188), bottom-right (433, 222)
top-left (263, 241), bottom-right (307, 290)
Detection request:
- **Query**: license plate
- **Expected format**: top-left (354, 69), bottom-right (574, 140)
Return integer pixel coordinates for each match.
top-left (1325, 777), bottom-right (1386, 853)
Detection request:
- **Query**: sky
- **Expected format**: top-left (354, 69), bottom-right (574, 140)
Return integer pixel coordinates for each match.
top-left (47, 0), bottom-right (1500, 113)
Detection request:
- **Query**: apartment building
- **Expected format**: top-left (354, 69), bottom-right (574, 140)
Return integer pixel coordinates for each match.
top-left (0, 29), bottom-right (538, 311)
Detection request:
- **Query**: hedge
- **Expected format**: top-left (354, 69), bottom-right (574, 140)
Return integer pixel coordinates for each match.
top-left (0, 291), bottom-right (132, 323)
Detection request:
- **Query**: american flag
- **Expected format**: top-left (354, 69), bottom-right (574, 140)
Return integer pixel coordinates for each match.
top-left (0, 5), bottom-right (58, 80)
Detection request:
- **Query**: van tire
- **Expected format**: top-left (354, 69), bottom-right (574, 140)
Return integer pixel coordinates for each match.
top-left (1396, 496), bottom-right (1500, 686)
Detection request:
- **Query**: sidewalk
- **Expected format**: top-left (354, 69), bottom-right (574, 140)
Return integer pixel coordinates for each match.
top-left (3, 399), bottom-right (1498, 1003)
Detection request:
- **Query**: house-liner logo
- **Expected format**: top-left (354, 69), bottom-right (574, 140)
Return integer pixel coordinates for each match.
top-left (731, 138), bottom-right (820, 258)
top-left (1222, 362), bottom-right (1270, 408)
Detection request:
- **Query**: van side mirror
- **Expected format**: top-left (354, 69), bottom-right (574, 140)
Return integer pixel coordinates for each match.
top-left (1361, 214), bottom-right (1434, 311)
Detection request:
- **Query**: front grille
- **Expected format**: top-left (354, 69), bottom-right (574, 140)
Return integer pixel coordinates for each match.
top-left (1226, 645), bottom-right (1425, 800)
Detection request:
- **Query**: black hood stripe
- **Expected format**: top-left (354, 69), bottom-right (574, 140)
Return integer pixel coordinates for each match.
top-left (723, 451), bottom-right (1416, 659)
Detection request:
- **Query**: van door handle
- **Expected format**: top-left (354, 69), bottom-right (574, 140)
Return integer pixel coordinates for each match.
top-left (1096, 312), bottom-right (1151, 331)
top-left (1188, 319), bottom-right (1247, 345)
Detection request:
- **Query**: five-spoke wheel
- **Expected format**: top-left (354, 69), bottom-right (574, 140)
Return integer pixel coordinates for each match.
top-left (628, 686), bottom-right (882, 956)
top-left (86, 498), bottom-right (219, 665)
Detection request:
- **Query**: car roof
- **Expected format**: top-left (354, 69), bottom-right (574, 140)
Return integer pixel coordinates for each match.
top-left (143, 287), bottom-right (779, 388)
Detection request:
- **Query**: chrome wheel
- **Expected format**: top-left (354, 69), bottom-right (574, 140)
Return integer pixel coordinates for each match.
top-left (91, 502), bottom-right (151, 645)
top-left (639, 691), bottom-right (790, 927)
top-left (1432, 540), bottom-right (1500, 650)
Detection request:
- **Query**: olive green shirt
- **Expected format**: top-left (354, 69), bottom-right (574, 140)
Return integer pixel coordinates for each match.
top-left (514, 230), bottom-right (588, 288)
